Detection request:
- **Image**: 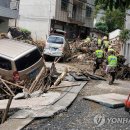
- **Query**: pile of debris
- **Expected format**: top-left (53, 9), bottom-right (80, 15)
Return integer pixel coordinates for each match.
top-left (67, 39), bottom-right (96, 63)
top-left (67, 39), bottom-right (130, 80)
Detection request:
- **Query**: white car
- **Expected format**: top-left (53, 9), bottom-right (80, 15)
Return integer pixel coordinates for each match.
top-left (44, 35), bottom-right (71, 59)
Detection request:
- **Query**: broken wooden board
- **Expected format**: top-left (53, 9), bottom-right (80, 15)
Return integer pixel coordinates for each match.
top-left (0, 92), bottom-right (61, 110)
top-left (84, 93), bottom-right (127, 108)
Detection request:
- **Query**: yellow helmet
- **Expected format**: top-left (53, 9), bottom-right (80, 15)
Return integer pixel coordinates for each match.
top-left (103, 36), bottom-right (107, 40)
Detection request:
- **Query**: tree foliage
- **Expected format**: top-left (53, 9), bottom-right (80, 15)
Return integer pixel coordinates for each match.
top-left (120, 29), bottom-right (130, 43)
top-left (95, 22), bottom-right (108, 33)
top-left (95, 0), bottom-right (130, 11)
top-left (101, 9), bottom-right (125, 32)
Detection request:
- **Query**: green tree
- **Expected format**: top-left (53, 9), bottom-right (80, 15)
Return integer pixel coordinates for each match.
top-left (95, 0), bottom-right (130, 11)
top-left (101, 9), bottom-right (125, 32)
top-left (95, 22), bottom-right (108, 33)
top-left (120, 29), bottom-right (130, 43)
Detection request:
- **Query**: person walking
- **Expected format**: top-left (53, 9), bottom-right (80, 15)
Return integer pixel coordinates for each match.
top-left (106, 50), bottom-right (117, 85)
top-left (93, 46), bottom-right (104, 74)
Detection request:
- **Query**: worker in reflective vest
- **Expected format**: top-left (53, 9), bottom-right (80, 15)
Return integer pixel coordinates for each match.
top-left (102, 36), bottom-right (110, 52)
top-left (97, 37), bottom-right (102, 47)
top-left (107, 46), bottom-right (115, 56)
top-left (85, 36), bottom-right (91, 43)
top-left (84, 36), bottom-right (91, 47)
top-left (106, 50), bottom-right (117, 85)
top-left (93, 46), bottom-right (104, 74)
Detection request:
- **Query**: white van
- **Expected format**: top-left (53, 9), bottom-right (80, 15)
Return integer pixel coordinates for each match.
top-left (0, 39), bottom-right (44, 81)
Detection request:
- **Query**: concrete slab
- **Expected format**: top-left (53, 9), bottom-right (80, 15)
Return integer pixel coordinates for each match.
top-left (51, 81), bottom-right (81, 92)
top-left (10, 82), bottom-right (87, 119)
top-left (54, 82), bottom-right (87, 107)
top-left (0, 79), bottom-right (87, 129)
top-left (10, 109), bottom-right (33, 119)
top-left (0, 91), bottom-right (61, 110)
top-left (57, 81), bottom-right (81, 87)
top-left (0, 118), bottom-right (33, 130)
top-left (69, 82), bottom-right (87, 93)
top-left (32, 105), bottom-right (66, 118)
top-left (84, 93), bottom-right (127, 108)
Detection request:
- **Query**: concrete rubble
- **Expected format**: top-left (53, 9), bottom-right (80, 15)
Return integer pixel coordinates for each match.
top-left (84, 93), bottom-right (127, 108)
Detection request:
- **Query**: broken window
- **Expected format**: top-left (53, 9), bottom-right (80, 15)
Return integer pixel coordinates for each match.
top-left (61, 0), bottom-right (69, 11)
top-left (86, 6), bottom-right (92, 17)
top-left (15, 49), bottom-right (41, 71)
top-left (0, 57), bottom-right (11, 70)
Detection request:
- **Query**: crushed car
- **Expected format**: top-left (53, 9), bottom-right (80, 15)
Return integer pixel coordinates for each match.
top-left (0, 39), bottom-right (44, 82)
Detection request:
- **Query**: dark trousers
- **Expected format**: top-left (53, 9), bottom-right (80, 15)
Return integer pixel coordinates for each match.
top-left (93, 58), bottom-right (103, 73)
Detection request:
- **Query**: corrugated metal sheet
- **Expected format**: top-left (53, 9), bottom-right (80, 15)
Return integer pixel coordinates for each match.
top-left (0, 6), bottom-right (18, 19)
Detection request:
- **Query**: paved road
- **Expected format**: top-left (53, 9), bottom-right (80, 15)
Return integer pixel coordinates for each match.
top-left (23, 80), bottom-right (130, 130)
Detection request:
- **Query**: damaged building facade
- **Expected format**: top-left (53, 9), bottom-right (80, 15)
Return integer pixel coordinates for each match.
top-left (0, 0), bottom-right (18, 32)
top-left (16, 0), bottom-right (94, 40)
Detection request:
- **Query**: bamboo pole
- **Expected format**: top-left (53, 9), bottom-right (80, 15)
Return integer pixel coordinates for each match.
top-left (1, 79), bottom-right (25, 89)
top-left (1, 96), bottom-right (13, 124)
top-left (0, 87), bottom-right (10, 96)
top-left (0, 78), bottom-right (15, 96)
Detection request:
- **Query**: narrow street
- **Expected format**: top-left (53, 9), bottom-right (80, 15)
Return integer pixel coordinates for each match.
top-left (23, 79), bottom-right (130, 130)
top-left (0, 0), bottom-right (130, 130)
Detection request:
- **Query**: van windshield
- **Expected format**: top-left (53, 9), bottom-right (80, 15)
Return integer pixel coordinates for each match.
top-left (15, 49), bottom-right (41, 71)
top-left (47, 36), bottom-right (64, 44)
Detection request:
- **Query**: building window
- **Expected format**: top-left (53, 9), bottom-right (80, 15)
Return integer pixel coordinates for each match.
top-left (61, 0), bottom-right (69, 11)
top-left (86, 6), bottom-right (92, 17)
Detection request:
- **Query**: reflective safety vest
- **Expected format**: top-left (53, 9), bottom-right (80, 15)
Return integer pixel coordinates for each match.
top-left (104, 40), bottom-right (109, 48)
top-left (98, 39), bottom-right (102, 46)
top-left (95, 50), bottom-right (104, 58)
top-left (108, 55), bottom-right (117, 67)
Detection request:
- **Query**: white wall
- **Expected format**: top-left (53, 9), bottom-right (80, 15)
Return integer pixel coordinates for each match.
top-left (126, 10), bottom-right (130, 29)
top-left (18, 0), bottom-right (56, 40)
top-left (124, 10), bottom-right (130, 66)
top-left (94, 10), bottom-right (105, 27)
